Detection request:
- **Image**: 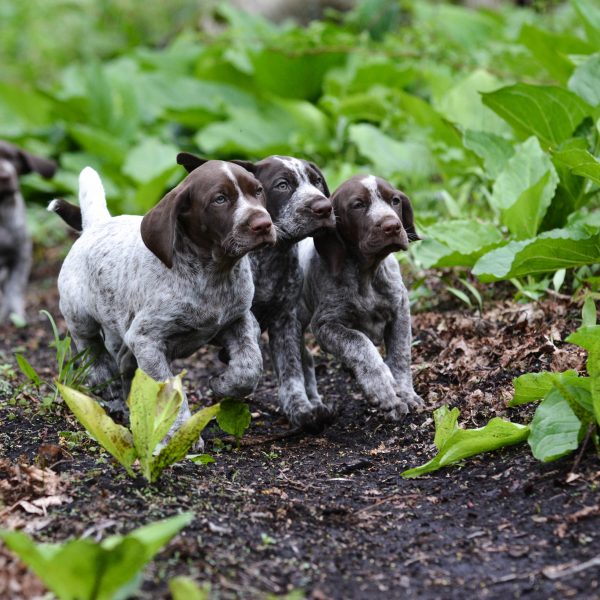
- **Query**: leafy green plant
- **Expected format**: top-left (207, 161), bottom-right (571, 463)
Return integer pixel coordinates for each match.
top-left (15, 310), bottom-right (95, 401)
top-left (169, 576), bottom-right (211, 600)
top-left (403, 302), bottom-right (600, 476)
top-left (57, 369), bottom-right (251, 482)
top-left (0, 512), bottom-right (193, 600)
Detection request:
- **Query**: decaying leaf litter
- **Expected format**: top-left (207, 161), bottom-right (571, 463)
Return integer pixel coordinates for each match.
top-left (1, 258), bottom-right (599, 599)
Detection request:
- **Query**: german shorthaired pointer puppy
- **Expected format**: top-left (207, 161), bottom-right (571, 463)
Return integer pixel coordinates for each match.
top-left (299, 175), bottom-right (423, 421)
top-left (177, 153), bottom-right (335, 430)
top-left (51, 162), bottom-right (275, 435)
top-left (0, 141), bottom-right (56, 324)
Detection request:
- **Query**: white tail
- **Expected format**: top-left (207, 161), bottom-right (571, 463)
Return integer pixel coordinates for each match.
top-left (79, 166), bottom-right (110, 229)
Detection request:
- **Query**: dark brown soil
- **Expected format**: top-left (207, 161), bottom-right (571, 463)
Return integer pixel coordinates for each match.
top-left (1, 254), bottom-right (599, 600)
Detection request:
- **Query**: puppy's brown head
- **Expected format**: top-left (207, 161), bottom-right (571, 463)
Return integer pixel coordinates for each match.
top-left (179, 152), bottom-right (333, 242)
top-left (141, 160), bottom-right (276, 268)
top-left (314, 175), bottom-right (420, 274)
top-left (0, 141), bottom-right (57, 198)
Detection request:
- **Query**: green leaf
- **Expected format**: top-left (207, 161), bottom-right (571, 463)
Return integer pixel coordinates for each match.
top-left (572, 0), bottom-right (600, 47)
top-left (552, 147), bottom-right (600, 187)
top-left (128, 370), bottom-right (184, 479)
top-left (481, 83), bottom-right (591, 148)
top-left (348, 124), bottom-right (436, 180)
top-left (122, 137), bottom-right (180, 185)
top-left (528, 388), bottom-right (583, 462)
top-left (401, 406), bottom-right (529, 477)
top-left (151, 404), bottom-right (221, 481)
top-left (433, 405), bottom-right (459, 449)
top-left (170, 576), bottom-right (211, 600)
top-left (189, 454), bottom-right (216, 465)
top-left (582, 297), bottom-right (597, 328)
top-left (518, 24), bottom-right (585, 84)
top-left (491, 137), bottom-right (558, 239)
top-left (415, 219), bottom-right (503, 269)
top-left (510, 370), bottom-right (581, 406)
top-left (436, 69), bottom-right (510, 136)
top-left (0, 513), bottom-right (192, 600)
top-left (568, 53), bottom-right (600, 107)
top-left (57, 383), bottom-right (136, 475)
top-left (15, 353), bottom-right (42, 387)
top-left (463, 130), bottom-right (515, 178)
top-left (216, 398), bottom-right (252, 439)
top-left (567, 325), bottom-right (600, 425)
top-left (473, 229), bottom-right (600, 282)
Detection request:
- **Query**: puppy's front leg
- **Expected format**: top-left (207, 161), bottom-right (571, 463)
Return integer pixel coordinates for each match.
top-left (0, 237), bottom-right (31, 322)
top-left (211, 312), bottom-right (263, 398)
top-left (269, 311), bottom-right (332, 430)
top-left (384, 288), bottom-right (423, 412)
top-left (314, 321), bottom-right (409, 420)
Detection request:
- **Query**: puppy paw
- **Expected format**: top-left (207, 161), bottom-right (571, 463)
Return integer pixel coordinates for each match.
top-left (290, 401), bottom-right (335, 433)
top-left (394, 386), bottom-right (424, 412)
top-left (209, 372), bottom-right (258, 398)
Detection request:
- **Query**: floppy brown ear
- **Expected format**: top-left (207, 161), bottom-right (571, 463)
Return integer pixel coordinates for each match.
top-left (140, 187), bottom-right (189, 268)
top-left (401, 195), bottom-right (421, 242)
top-left (308, 162), bottom-right (330, 196)
top-left (177, 152), bottom-right (209, 174)
top-left (313, 230), bottom-right (346, 276)
top-left (17, 149), bottom-right (57, 179)
top-left (229, 159), bottom-right (256, 173)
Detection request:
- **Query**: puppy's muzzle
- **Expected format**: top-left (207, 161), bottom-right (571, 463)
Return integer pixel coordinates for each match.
top-left (247, 211), bottom-right (276, 246)
top-left (309, 197), bottom-right (333, 219)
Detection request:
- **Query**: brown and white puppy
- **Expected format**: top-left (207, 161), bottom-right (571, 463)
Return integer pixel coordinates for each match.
top-left (178, 153), bottom-right (335, 430)
top-left (0, 141), bottom-right (56, 323)
top-left (53, 162), bottom-right (275, 438)
top-left (299, 174), bottom-right (423, 421)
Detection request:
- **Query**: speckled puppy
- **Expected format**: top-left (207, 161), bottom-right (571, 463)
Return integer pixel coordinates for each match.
top-left (51, 162), bottom-right (275, 436)
top-left (299, 175), bottom-right (423, 420)
top-left (177, 153), bottom-right (336, 430)
top-left (0, 141), bottom-right (56, 323)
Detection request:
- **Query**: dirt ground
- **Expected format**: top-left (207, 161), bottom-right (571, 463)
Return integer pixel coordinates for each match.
top-left (0, 252), bottom-right (599, 600)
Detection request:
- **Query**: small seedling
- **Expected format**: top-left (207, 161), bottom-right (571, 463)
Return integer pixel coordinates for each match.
top-left (58, 369), bottom-right (251, 482)
top-left (0, 512), bottom-right (193, 600)
top-left (169, 576), bottom-right (211, 600)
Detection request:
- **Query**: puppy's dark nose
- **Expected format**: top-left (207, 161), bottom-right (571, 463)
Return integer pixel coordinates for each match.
top-left (0, 172), bottom-right (11, 182)
top-left (249, 213), bottom-right (272, 235)
top-left (381, 218), bottom-right (401, 236)
top-left (310, 198), bottom-right (332, 218)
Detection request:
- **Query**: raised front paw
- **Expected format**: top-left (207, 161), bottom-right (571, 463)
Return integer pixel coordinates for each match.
top-left (209, 371), bottom-right (259, 398)
top-left (364, 374), bottom-right (409, 420)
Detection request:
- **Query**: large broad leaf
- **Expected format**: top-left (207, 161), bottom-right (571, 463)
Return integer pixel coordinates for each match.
top-left (510, 370), bottom-right (581, 406)
top-left (472, 229), bottom-right (600, 282)
top-left (415, 219), bottom-right (503, 269)
top-left (401, 406), bottom-right (529, 477)
top-left (567, 326), bottom-right (600, 425)
top-left (216, 399), bottom-right (252, 439)
top-left (552, 147), bottom-right (600, 187)
top-left (348, 123), bottom-right (436, 180)
top-left (568, 53), bottom-right (600, 107)
top-left (57, 383), bottom-right (136, 475)
top-left (572, 0), bottom-right (600, 47)
top-left (491, 137), bottom-right (558, 239)
top-left (151, 404), bottom-right (221, 482)
top-left (122, 137), bottom-right (180, 185)
top-left (0, 82), bottom-right (53, 136)
top-left (528, 388), bottom-right (583, 462)
top-left (0, 513), bottom-right (192, 600)
top-left (128, 370), bottom-right (184, 480)
top-left (436, 69), bottom-right (510, 136)
top-left (463, 130), bottom-right (514, 178)
top-left (518, 24), bottom-right (588, 84)
top-left (481, 83), bottom-right (591, 148)
top-left (196, 98), bottom-right (329, 156)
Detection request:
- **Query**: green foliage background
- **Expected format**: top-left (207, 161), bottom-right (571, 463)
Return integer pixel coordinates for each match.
top-left (2, 0), bottom-right (599, 285)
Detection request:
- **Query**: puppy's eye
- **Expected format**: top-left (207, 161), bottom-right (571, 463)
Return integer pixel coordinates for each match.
top-left (391, 196), bottom-right (401, 206)
top-left (275, 180), bottom-right (289, 191)
top-left (212, 194), bottom-right (227, 205)
top-left (351, 200), bottom-right (366, 209)
top-left (255, 186), bottom-right (263, 197)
